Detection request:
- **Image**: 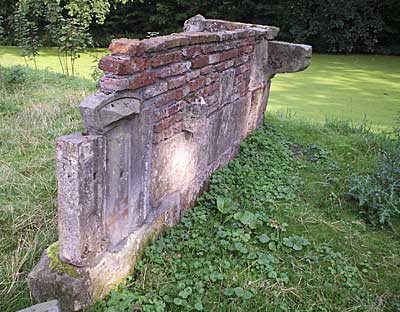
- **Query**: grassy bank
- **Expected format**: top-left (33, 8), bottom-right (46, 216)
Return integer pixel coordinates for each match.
top-left (0, 56), bottom-right (399, 311)
top-left (0, 46), bottom-right (400, 129)
top-left (88, 114), bottom-right (400, 311)
top-left (0, 66), bottom-right (95, 310)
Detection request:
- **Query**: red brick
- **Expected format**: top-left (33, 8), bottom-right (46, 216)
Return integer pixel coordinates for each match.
top-left (215, 60), bottom-right (235, 71)
top-left (153, 122), bottom-right (183, 144)
top-left (189, 77), bottom-right (206, 92)
top-left (199, 85), bottom-right (213, 97)
top-left (164, 35), bottom-right (190, 49)
top-left (100, 76), bottom-right (129, 92)
top-left (237, 63), bottom-right (251, 74)
top-left (241, 45), bottom-right (254, 54)
top-left (205, 73), bottom-right (219, 86)
top-left (185, 32), bottom-right (219, 45)
top-left (153, 101), bottom-right (184, 122)
top-left (208, 53), bottom-right (220, 64)
top-left (185, 69), bottom-right (200, 81)
top-left (175, 87), bottom-right (186, 100)
top-left (243, 70), bottom-right (251, 82)
top-left (220, 49), bottom-right (239, 62)
top-left (211, 81), bottom-right (221, 92)
top-left (206, 94), bottom-right (219, 107)
top-left (236, 82), bottom-right (248, 96)
top-left (99, 55), bottom-right (131, 75)
top-left (168, 76), bottom-right (186, 89)
top-left (191, 55), bottom-right (209, 69)
top-left (235, 73), bottom-right (244, 84)
top-left (140, 37), bottom-right (166, 53)
top-left (238, 38), bottom-right (256, 47)
top-left (130, 57), bottom-right (149, 72)
top-left (154, 113), bottom-right (183, 133)
top-left (109, 38), bottom-right (144, 56)
top-left (180, 85), bottom-right (191, 98)
top-left (149, 51), bottom-right (182, 68)
top-left (167, 101), bottom-right (184, 116)
top-left (200, 65), bottom-right (215, 75)
top-left (143, 82), bottom-right (168, 99)
top-left (186, 46), bottom-right (202, 58)
top-left (201, 43), bottom-right (224, 54)
top-left (157, 62), bottom-right (191, 78)
top-left (128, 71), bottom-right (157, 90)
top-left (152, 89), bottom-right (179, 108)
top-left (234, 54), bottom-right (251, 66)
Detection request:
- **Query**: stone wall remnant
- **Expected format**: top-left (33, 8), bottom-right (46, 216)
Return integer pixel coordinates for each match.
top-left (28, 14), bottom-right (311, 311)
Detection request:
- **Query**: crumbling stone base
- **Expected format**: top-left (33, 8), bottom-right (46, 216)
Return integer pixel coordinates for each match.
top-left (29, 200), bottom-right (180, 311)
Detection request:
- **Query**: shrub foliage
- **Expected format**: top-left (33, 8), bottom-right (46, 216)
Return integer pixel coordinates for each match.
top-left (1, 0), bottom-right (399, 54)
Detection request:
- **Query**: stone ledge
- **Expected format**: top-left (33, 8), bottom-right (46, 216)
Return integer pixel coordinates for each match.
top-left (17, 300), bottom-right (61, 312)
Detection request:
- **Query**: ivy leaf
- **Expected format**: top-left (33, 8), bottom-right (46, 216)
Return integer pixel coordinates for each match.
top-left (243, 290), bottom-right (254, 299)
top-left (268, 241), bottom-right (277, 251)
top-left (223, 288), bottom-right (234, 296)
top-left (282, 237), bottom-right (293, 248)
top-left (258, 234), bottom-right (270, 243)
top-left (234, 242), bottom-right (248, 254)
top-left (234, 287), bottom-right (245, 297)
top-left (293, 243), bottom-right (303, 251)
top-left (268, 270), bottom-right (278, 279)
top-left (216, 197), bottom-right (235, 214)
top-left (173, 298), bottom-right (183, 306)
top-left (178, 287), bottom-right (192, 299)
top-left (194, 302), bottom-right (203, 311)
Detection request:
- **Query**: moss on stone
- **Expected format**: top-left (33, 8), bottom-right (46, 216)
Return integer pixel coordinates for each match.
top-left (47, 242), bottom-right (81, 278)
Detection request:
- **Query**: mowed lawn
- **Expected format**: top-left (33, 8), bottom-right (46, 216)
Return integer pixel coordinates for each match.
top-left (1, 46), bottom-right (399, 129)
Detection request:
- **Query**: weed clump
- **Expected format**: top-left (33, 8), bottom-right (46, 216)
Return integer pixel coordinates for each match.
top-left (89, 121), bottom-right (386, 312)
top-left (0, 65), bottom-right (28, 88)
top-left (347, 144), bottom-right (400, 227)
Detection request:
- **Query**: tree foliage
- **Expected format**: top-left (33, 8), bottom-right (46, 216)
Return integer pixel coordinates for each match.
top-left (282, 0), bottom-right (384, 53)
top-left (6, 0), bottom-right (124, 74)
top-left (96, 0), bottom-right (398, 54)
top-left (1, 0), bottom-right (399, 55)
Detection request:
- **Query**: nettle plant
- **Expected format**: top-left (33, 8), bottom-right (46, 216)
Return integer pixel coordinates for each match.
top-left (347, 147), bottom-right (400, 227)
top-left (346, 118), bottom-right (400, 228)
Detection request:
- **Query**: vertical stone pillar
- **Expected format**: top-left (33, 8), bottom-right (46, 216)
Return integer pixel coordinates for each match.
top-left (56, 133), bottom-right (105, 266)
top-left (79, 92), bottom-right (153, 249)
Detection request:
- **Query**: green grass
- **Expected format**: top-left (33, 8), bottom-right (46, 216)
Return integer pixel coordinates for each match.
top-left (0, 66), bottom-right (94, 311)
top-left (0, 50), bottom-right (399, 311)
top-left (0, 46), bottom-right (107, 80)
top-left (86, 114), bottom-right (400, 312)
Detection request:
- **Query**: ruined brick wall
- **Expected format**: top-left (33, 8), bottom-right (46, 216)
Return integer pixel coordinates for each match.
top-left (29, 15), bottom-right (311, 311)
top-left (61, 17), bottom-right (279, 265)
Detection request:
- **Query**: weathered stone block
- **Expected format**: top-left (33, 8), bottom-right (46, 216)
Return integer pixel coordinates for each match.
top-left (17, 300), bottom-right (61, 312)
top-left (266, 41), bottom-right (312, 79)
top-left (56, 133), bottom-right (105, 267)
